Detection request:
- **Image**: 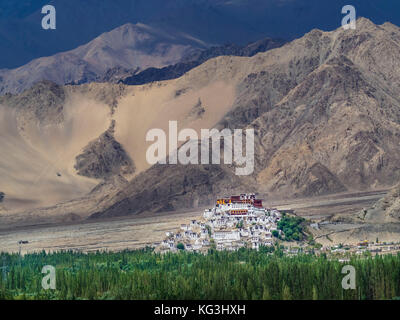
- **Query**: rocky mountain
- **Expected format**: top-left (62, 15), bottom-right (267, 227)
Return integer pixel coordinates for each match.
top-left (359, 184), bottom-right (400, 223)
top-left (0, 32), bottom-right (284, 93)
top-left (74, 120), bottom-right (135, 180)
top-left (0, 23), bottom-right (205, 95)
top-left (92, 18), bottom-right (400, 219)
top-left (2, 0), bottom-right (400, 70)
top-left (90, 163), bottom-right (256, 219)
top-left (2, 18), bottom-right (400, 225)
top-left (95, 66), bottom-right (141, 84)
top-left (122, 37), bottom-right (285, 85)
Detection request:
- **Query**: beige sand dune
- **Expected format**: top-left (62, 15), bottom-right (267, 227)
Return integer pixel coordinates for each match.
top-left (0, 95), bottom-right (110, 213)
top-left (0, 60), bottom-right (240, 219)
top-left (114, 79), bottom-right (236, 173)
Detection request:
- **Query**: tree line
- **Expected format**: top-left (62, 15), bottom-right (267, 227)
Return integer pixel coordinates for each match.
top-left (0, 248), bottom-right (400, 300)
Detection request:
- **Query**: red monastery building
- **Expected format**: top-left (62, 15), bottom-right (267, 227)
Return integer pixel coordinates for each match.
top-left (215, 194), bottom-right (264, 216)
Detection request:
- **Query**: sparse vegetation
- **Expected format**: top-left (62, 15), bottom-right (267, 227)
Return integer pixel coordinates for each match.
top-left (236, 221), bottom-right (244, 229)
top-left (277, 214), bottom-right (306, 241)
top-left (205, 225), bottom-right (212, 236)
top-left (307, 234), bottom-right (315, 246)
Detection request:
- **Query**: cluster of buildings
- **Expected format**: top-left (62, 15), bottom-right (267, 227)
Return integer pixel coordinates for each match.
top-left (155, 193), bottom-right (400, 258)
top-left (157, 194), bottom-right (282, 253)
top-left (322, 241), bottom-right (400, 257)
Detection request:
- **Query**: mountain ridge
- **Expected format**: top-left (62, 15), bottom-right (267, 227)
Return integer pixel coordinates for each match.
top-left (0, 22), bottom-right (205, 95)
top-left (92, 17), bottom-right (400, 219)
top-left (1, 18), bottom-right (400, 226)
top-left (121, 37), bottom-right (286, 85)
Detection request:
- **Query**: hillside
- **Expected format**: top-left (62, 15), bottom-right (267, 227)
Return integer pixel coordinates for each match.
top-left (94, 18), bottom-right (400, 218)
top-left (1, 18), bottom-right (400, 225)
top-left (359, 184), bottom-right (400, 223)
top-left (0, 23), bottom-right (205, 95)
top-left (122, 37), bottom-right (285, 85)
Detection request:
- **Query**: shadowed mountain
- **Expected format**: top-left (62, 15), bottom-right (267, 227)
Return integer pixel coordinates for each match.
top-left (0, 23), bottom-right (205, 95)
top-left (122, 37), bottom-right (285, 85)
top-left (2, 0), bottom-right (400, 69)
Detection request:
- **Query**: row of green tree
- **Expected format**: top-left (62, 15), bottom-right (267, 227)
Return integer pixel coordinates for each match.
top-left (1, 248), bottom-right (400, 300)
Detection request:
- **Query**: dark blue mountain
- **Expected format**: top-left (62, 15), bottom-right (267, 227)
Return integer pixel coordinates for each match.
top-left (1, 0), bottom-right (400, 69)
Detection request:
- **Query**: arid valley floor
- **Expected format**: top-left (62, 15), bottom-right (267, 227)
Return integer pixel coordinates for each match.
top-left (0, 190), bottom-right (392, 254)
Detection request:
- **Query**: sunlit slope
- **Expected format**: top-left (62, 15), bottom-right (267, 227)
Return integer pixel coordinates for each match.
top-left (0, 56), bottom-right (243, 216)
top-left (114, 80), bottom-right (237, 173)
top-left (3, 18), bottom-right (400, 223)
top-left (0, 93), bottom-right (111, 212)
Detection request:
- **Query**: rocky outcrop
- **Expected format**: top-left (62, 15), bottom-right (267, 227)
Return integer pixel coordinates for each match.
top-left (359, 184), bottom-right (400, 223)
top-left (0, 80), bottom-right (66, 125)
top-left (122, 38), bottom-right (285, 85)
top-left (74, 121), bottom-right (135, 179)
top-left (96, 67), bottom-right (141, 84)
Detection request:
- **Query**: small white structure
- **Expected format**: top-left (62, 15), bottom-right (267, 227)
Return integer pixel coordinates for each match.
top-left (200, 229), bottom-right (209, 238)
top-left (175, 233), bottom-right (182, 240)
top-left (161, 240), bottom-right (169, 248)
top-left (203, 209), bottom-right (214, 219)
top-left (240, 230), bottom-right (249, 237)
top-left (190, 220), bottom-right (199, 227)
top-left (213, 231), bottom-right (240, 242)
top-left (251, 236), bottom-right (260, 243)
top-left (181, 224), bottom-right (190, 231)
top-left (252, 242), bottom-right (260, 250)
top-left (193, 243), bottom-right (203, 251)
top-left (189, 232), bottom-right (199, 240)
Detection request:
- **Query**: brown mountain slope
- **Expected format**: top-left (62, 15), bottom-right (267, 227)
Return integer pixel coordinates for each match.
top-left (359, 184), bottom-right (400, 223)
top-left (90, 164), bottom-right (256, 219)
top-left (92, 18), bottom-right (400, 219)
top-left (2, 18), bottom-right (400, 224)
top-left (253, 55), bottom-right (400, 196)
